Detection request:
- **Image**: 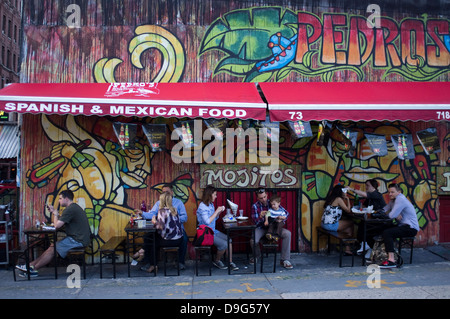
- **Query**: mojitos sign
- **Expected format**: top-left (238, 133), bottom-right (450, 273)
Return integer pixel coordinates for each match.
top-left (200, 6), bottom-right (450, 82)
top-left (200, 165), bottom-right (301, 189)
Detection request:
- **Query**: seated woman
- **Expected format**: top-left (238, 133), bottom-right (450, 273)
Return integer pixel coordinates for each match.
top-left (196, 185), bottom-right (239, 271)
top-left (321, 184), bottom-right (354, 255)
top-left (141, 192), bottom-right (183, 273)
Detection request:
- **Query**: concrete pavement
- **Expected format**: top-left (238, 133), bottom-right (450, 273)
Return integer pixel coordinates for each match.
top-left (1, 245), bottom-right (449, 301)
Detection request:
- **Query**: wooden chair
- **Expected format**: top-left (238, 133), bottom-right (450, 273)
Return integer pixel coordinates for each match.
top-left (316, 226), bottom-right (357, 267)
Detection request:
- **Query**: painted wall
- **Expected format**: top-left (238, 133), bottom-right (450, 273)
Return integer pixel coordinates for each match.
top-left (18, 1), bottom-right (450, 252)
top-left (22, 1), bottom-right (450, 83)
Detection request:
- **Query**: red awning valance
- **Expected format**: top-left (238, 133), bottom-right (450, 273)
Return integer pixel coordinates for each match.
top-left (0, 82), bottom-right (267, 120)
top-left (259, 82), bottom-right (450, 122)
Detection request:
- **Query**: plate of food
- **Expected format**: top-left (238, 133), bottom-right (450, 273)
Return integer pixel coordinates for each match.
top-left (351, 207), bottom-right (366, 214)
top-left (223, 216), bottom-right (237, 223)
top-left (351, 207), bottom-right (374, 214)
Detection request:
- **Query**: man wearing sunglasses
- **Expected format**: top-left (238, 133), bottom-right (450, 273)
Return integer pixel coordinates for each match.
top-left (250, 188), bottom-right (293, 269)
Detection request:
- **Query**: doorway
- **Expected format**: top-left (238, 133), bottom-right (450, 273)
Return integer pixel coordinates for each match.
top-left (216, 189), bottom-right (299, 252)
top-left (439, 196), bottom-right (450, 243)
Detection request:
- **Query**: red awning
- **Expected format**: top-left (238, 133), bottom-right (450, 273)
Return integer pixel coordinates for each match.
top-left (0, 82), bottom-right (267, 120)
top-left (259, 82), bottom-right (450, 122)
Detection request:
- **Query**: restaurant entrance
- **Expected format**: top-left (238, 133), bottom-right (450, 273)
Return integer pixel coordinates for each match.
top-left (439, 196), bottom-right (450, 243)
top-left (216, 189), bottom-right (299, 252)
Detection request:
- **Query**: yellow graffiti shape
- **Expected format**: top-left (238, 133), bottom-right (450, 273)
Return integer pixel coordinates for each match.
top-left (129, 25), bottom-right (185, 83)
top-left (93, 25), bottom-right (185, 83)
top-left (93, 57), bottom-right (123, 83)
top-left (227, 283), bottom-right (269, 294)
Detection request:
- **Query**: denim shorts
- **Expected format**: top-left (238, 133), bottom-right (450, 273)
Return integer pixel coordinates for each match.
top-left (321, 222), bottom-right (339, 232)
top-left (56, 236), bottom-right (84, 258)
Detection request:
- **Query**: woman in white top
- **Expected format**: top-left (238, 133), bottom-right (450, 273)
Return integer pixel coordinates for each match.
top-left (321, 184), bottom-right (354, 254)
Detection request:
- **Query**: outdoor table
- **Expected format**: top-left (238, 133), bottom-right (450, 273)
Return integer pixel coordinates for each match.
top-left (124, 221), bottom-right (156, 277)
top-left (349, 212), bottom-right (394, 266)
top-left (23, 226), bottom-right (59, 280)
top-left (222, 218), bottom-right (256, 275)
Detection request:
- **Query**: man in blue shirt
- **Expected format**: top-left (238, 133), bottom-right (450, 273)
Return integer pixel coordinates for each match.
top-left (138, 184), bottom-right (188, 270)
top-left (379, 183), bottom-right (419, 268)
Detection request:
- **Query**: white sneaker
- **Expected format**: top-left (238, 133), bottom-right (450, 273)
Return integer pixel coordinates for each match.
top-left (15, 264), bottom-right (27, 272)
top-left (357, 242), bottom-right (370, 254)
top-left (15, 264), bottom-right (38, 276)
top-left (364, 248), bottom-right (372, 259)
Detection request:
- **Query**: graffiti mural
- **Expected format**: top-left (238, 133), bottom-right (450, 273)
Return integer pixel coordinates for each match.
top-left (22, 2), bottom-right (450, 84)
top-left (21, 114), bottom-right (448, 251)
top-left (18, 1), bottom-right (450, 251)
top-left (199, 7), bottom-right (450, 82)
top-left (294, 122), bottom-right (445, 250)
top-left (93, 25), bottom-right (185, 83)
top-left (23, 114), bottom-right (200, 252)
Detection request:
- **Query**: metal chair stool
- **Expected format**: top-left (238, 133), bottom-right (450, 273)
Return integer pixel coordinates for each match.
top-left (195, 246), bottom-right (212, 276)
top-left (260, 241), bottom-right (278, 273)
top-left (99, 236), bottom-right (126, 279)
top-left (398, 237), bottom-right (415, 264)
top-left (66, 247), bottom-right (88, 279)
top-left (162, 247), bottom-right (180, 276)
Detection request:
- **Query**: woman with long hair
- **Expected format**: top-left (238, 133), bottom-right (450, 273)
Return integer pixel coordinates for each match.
top-left (196, 185), bottom-right (239, 271)
top-left (142, 192), bottom-right (183, 274)
top-left (321, 184), bottom-right (354, 255)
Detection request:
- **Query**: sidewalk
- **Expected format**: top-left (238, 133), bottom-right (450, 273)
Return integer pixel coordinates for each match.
top-left (1, 245), bottom-right (449, 300)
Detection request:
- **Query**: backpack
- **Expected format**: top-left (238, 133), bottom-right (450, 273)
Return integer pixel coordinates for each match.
top-left (370, 237), bottom-right (403, 267)
top-left (193, 225), bottom-right (214, 246)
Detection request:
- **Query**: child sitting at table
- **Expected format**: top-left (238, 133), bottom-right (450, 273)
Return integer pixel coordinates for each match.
top-left (264, 195), bottom-right (288, 243)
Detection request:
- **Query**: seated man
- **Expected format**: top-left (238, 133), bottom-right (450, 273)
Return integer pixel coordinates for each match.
top-left (377, 183), bottom-right (419, 268)
top-left (250, 188), bottom-right (293, 269)
top-left (16, 190), bottom-right (91, 277)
